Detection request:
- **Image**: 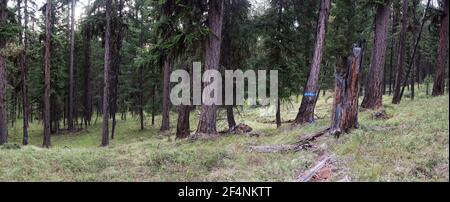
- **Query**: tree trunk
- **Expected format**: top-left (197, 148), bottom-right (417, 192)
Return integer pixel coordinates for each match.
top-left (392, 0), bottom-right (409, 104)
top-left (83, 0), bottom-right (92, 128)
top-left (226, 105), bottom-right (236, 131)
top-left (0, 0), bottom-right (8, 145)
top-left (18, 0), bottom-right (30, 145)
top-left (68, 0), bottom-right (75, 131)
top-left (389, 7), bottom-right (399, 96)
top-left (160, 58), bottom-right (171, 132)
top-left (196, 0), bottom-right (224, 137)
top-left (330, 47), bottom-right (362, 137)
top-left (176, 105), bottom-right (191, 139)
top-left (361, 3), bottom-right (390, 110)
top-left (102, 0), bottom-right (112, 147)
top-left (432, 0), bottom-right (449, 96)
top-left (294, 0), bottom-right (331, 124)
top-left (43, 0), bottom-right (52, 148)
top-left (276, 98), bottom-right (281, 127)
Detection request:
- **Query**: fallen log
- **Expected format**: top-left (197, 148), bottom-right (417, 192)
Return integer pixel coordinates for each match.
top-left (297, 157), bottom-right (331, 182)
top-left (247, 144), bottom-right (313, 153)
top-left (297, 128), bottom-right (330, 144)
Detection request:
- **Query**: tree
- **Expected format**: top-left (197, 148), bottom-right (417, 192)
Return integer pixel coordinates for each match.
top-left (102, 0), bottom-right (112, 147)
top-left (293, 0), bottom-right (331, 125)
top-left (43, 0), bottom-right (52, 148)
top-left (20, 0), bottom-right (30, 145)
top-left (392, 0), bottom-right (409, 104)
top-left (432, 0), bottom-right (449, 96)
top-left (196, 0), bottom-right (224, 137)
top-left (0, 0), bottom-right (8, 145)
top-left (82, 0), bottom-right (92, 128)
top-left (68, 0), bottom-right (75, 131)
top-left (399, 0), bottom-right (432, 101)
top-left (361, 2), bottom-right (390, 110)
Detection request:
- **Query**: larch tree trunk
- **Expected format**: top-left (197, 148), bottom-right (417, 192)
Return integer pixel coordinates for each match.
top-left (361, 3), bottom-right (390, 110)
top-left (196, 0), bottom-right (224, 137)
top-left (432, 0), bottom-right (449, 96)
top-left (102, 0), bottom-right (112, 147)
top-left (68, 0), bottom-right (75, 131)
top-left (160, 58), bottom-right (171, 132)
top-left (294, 0), bottom-right (331, 125)
top-left (330, 46), bottom-right (362, 137)
top-left (392, 0), bottom-right (409, 104)
top-left (43, 0), bottom-right (52, 148)
top-left (0, 0), bottom-right (8, 145)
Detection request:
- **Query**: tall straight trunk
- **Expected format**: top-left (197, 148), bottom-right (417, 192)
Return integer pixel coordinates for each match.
top-left (275, 0), bottom-right (282, 128)
top-left (22, 0), bottom-right (30, 145)
top-left (432, 0), bottom-right (449, 96)
top-left (389, 8), bottom-right (399, 96)
top-left (361, 4), bottom-right (390, 110)
top-left (294, 0), bottom-right (331, 124)
top-left (43, 0), bottom-right (52, 148)
top-left (18, 0), bottom-right (30, 145)
top-left (160, 58), bottom-right (171, 132)
top-left (102, 0), bottom-right (112, 147)
top-left (83, 23), bottom-right (92, 127)
top-left (392, 0), bottom-right (409, 104)
top-left (68, 0), bottom-right (75, 131)
top-left (138, 5), bottom-right (144, 131)
top-left (110, 0), bottom-right (124, 139)
top-left (196, 0), bottom-right (224, 136)
top-left (83, 0), bottom-right (92, 128)
top-left (401, 0), bottom-right (431, 101)
top-left (0, 0), bottom-right (8, 145)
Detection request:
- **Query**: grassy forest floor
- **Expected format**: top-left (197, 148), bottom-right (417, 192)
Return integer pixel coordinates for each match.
top-left (0, 89), bottom-right (448, 182)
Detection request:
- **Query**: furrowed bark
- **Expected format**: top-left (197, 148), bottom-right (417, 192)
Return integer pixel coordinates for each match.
top-left (361, 3), bottom-right (390, 110)
top-left (294, 0), bottom-right (331, 125)
top-left (196, 0), bottom-right (224, 137)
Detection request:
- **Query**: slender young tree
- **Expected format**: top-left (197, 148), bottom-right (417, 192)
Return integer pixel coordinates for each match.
top-left (392, 0), bottom-right (409, 104)
top-left (361, 2), bottom-right (391, 110)
top-left (43, 0), bottom-right (52, 148)
top-left (293, 0), bottom-right (331, 124)
top-left (82, 0), bottom-right (92, 128)
top-left (17, 0), bottom-right (30, 145)
top-left (432, 0), bottom-right (449, 96)
top-left (196, 0), bottom-right (224, 137)
top-left (0, 0), bottom-right (8, 145)
top-left (102, 0), bottom-right (112, 147)
top-left (400, 0), bottom-right (432, 101)
top-left (68, 0), bottom-right (75, 131)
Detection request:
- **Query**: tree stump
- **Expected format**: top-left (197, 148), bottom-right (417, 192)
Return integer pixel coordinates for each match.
top-left (330, 46), bottom-right (362, 137)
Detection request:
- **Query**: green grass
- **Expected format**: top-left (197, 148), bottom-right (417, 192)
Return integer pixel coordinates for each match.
top-left (0, 88), bottom-right (448, 182)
